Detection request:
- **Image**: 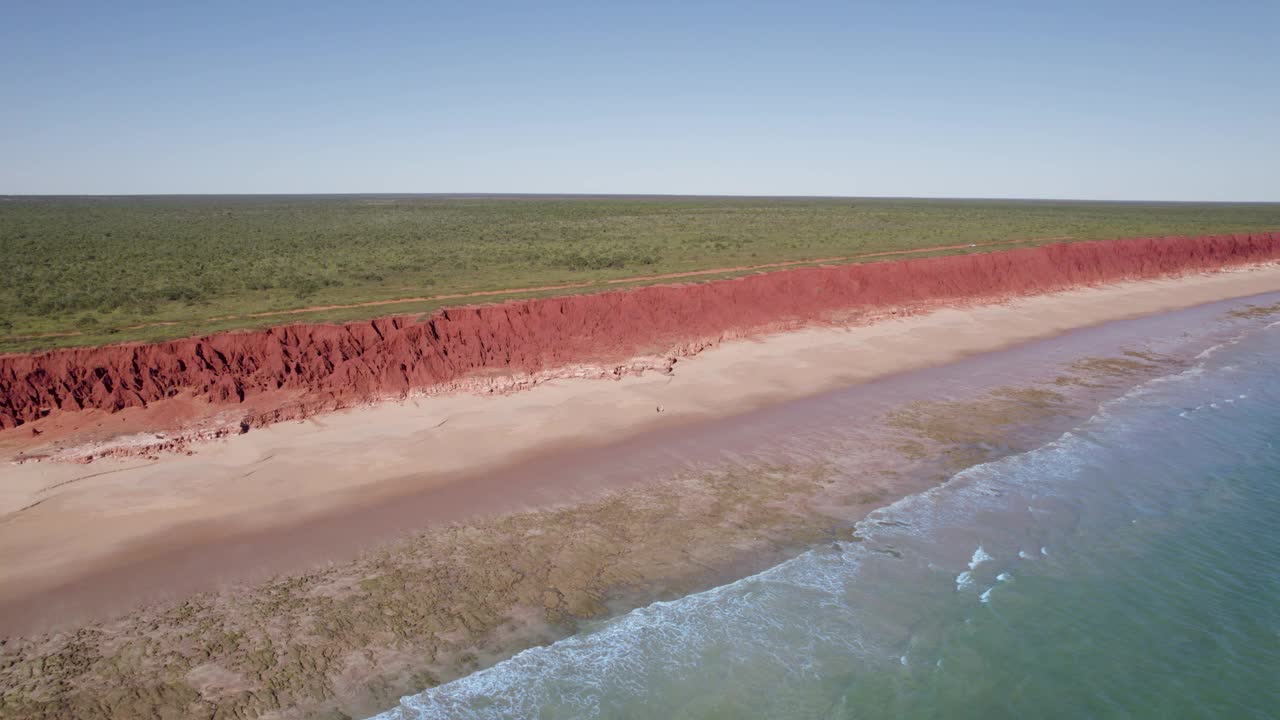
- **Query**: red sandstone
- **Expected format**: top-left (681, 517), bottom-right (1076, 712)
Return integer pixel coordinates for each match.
top-left (2, 233), bottom-right (1278, 434)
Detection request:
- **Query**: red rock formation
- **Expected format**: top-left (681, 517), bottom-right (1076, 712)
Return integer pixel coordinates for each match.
top-left (1, 232), bottom-right (1277, 431)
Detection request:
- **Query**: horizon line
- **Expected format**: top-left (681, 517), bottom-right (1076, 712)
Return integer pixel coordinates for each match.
top-left (3, 192), bottom-right (1279, 205)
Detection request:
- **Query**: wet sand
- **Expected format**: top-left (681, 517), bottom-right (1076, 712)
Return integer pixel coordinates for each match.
top-left (3, 266), bottom-right (1280, 636)
top-left (3, 272), bottom-right (1280, 719)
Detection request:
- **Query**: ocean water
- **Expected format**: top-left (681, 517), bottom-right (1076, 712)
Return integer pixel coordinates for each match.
top-left (375, 315), bottom-right (1280, 720)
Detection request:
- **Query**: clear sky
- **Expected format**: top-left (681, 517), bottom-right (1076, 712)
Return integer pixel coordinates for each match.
top-left (3, 0), bottom-right (1277, 200)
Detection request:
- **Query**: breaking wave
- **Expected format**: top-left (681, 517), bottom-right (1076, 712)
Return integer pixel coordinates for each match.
top-left (374, 315), bottom-right (1280, 720)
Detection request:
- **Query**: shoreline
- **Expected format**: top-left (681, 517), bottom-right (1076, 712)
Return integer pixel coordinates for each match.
top-left (4, 279), bottom-right (1280, 719)
top-left (373, 307), bottom-right (1280, 720)
top-left (3, 266), bottom-right (1280, 634)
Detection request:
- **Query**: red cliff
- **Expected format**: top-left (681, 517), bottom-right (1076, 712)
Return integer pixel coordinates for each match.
top-left (2, 232), bottom-right (1277, 431)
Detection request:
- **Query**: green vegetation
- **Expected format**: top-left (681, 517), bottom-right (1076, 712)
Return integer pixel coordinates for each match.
top-left (2, 194), bottom-right (1278, 352)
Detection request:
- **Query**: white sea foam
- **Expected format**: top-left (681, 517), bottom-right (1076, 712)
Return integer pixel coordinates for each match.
top-left (969, 546), bottom-right (993, 570)
top-left (981, 574), bottom-right (1013, 602)
top-left (372, 318), bottom-right (1280, 719)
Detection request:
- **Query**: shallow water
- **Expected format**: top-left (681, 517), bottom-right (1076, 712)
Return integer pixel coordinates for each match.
top-left (376, 301), bottom-right (1280, 719)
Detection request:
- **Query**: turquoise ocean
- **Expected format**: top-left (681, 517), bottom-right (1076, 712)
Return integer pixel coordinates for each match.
top-left (376, 305), bottom-right (1280, 720)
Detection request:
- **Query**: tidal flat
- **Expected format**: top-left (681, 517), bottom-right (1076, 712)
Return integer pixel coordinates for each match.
top-left (0, 335), bottom-right (1209, 719)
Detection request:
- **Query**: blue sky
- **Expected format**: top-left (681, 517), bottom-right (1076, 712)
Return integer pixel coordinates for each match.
top-left (3, 1), bottom-right (1277, 199)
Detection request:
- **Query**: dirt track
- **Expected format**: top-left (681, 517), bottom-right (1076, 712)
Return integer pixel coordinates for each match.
top-left (8, 235), bottom-right (1066, 342)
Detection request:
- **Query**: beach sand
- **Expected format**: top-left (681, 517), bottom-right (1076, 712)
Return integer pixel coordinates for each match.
top-left (4, 266), bottom-right (1280, 624)
top-left (3, 267), bottom-right (1280, 719)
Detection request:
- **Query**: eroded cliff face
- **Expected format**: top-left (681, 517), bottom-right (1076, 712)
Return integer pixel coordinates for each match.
top-left (2, 232), bottom-right (1277, 431)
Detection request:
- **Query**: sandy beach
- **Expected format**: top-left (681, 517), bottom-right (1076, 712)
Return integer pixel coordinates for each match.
top-left (4, 266), bottom-right (1280, 718)
top-left (3, 265), bottom-right (1280, 627)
